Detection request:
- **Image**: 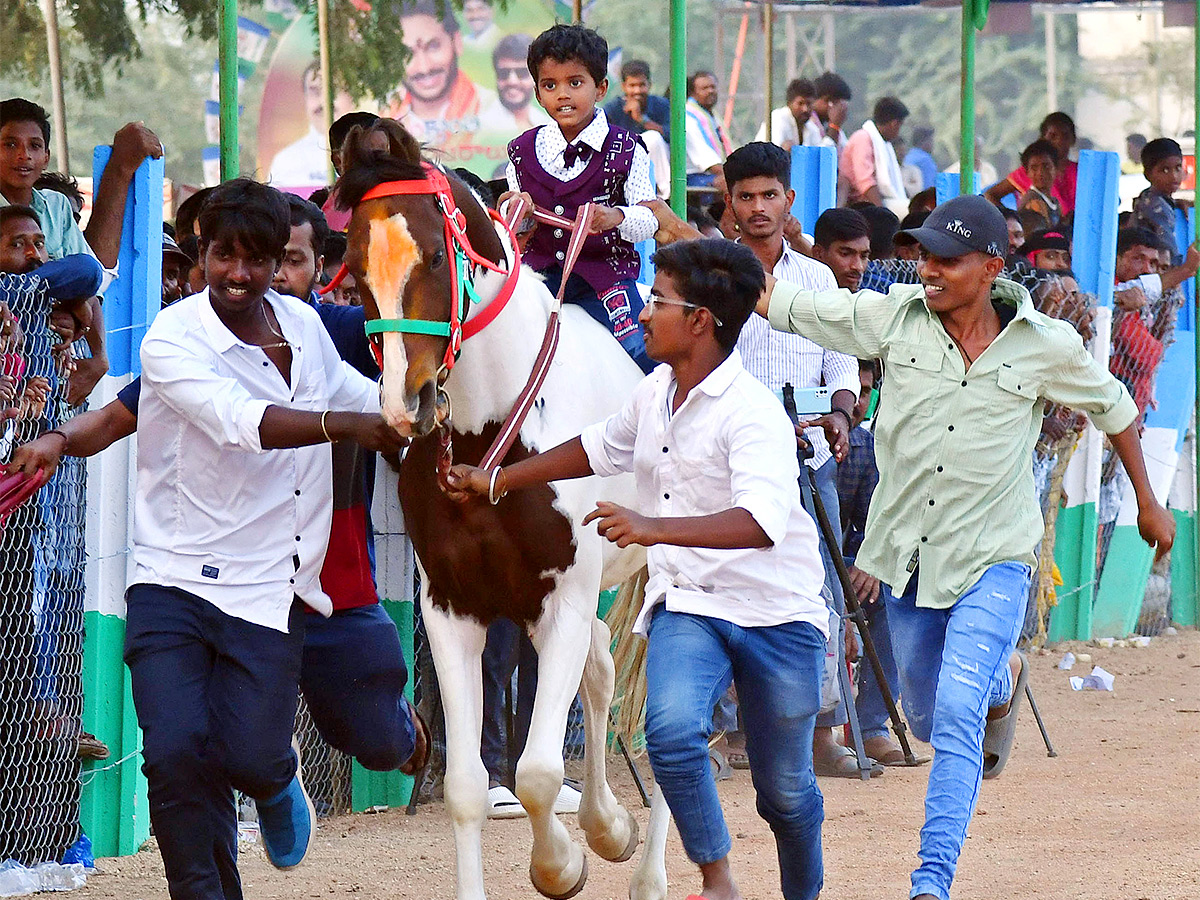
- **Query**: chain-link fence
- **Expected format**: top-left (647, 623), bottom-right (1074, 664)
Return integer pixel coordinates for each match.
top-left (0, 275), bottom-right (86, 866)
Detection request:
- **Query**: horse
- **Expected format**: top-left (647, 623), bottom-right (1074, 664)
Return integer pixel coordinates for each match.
top-left (335, 121), bottom-right (671, 900)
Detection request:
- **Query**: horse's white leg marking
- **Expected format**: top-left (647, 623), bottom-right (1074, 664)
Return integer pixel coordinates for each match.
top-left (520, 602), bottom-right (592, 898)
top-left (628, 783), bottom-right (670, 900)
top-left (420, 592), bottom-right (489, 900)
top-left (577, 616), bottom-right (638, 862)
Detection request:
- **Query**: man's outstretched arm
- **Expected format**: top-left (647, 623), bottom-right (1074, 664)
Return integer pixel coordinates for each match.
top-left (7, 397), bottom-right (137, 479)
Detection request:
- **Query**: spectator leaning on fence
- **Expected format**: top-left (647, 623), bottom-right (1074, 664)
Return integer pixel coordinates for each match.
top-left (1130, 137), bottom-right (1189, 265)
top-left (757, 194), bottom-right (1174, 900)
top-left (115, 178), bottom-right (408, 897)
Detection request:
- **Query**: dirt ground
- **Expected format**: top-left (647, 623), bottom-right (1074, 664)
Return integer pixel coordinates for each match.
top-left (80, 630), bottom-right (1200, 900)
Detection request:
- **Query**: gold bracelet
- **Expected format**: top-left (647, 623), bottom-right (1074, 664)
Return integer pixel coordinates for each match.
top-left (320, 410), bottom-right (333, 443)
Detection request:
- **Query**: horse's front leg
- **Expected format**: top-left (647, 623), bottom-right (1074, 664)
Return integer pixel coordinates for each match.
top-left (521, 601), bottom-right (591, 899)
top-left (420, 593), bottom-right (490, 900)
top-left (629, 783), bottom-right (670, 900)
top-left (577, 616), bottom-right (639, 863)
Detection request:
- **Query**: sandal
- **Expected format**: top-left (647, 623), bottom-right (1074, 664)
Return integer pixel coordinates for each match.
top-left (813, 744), bottom-right (883, 779)
top-left (983, 651), bottom-right (1027, 780)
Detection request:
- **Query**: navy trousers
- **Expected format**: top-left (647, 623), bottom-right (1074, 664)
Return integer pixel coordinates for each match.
top-left (124, 584), bottom-right (305, 900)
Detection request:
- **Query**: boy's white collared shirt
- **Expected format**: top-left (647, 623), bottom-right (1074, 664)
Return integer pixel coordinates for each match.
top-left (505, 108), bottom-right (658, 244)
top-left (581, 350), bottom-right (829, 637)
top-left (133, 288), bottom-right (380, 633)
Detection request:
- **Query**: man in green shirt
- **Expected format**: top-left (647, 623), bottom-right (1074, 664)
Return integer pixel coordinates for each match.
top-left (757, 194), bottom-right (1174, 900)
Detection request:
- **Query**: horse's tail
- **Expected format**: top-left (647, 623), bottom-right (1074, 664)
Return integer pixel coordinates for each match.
top-left (604, 566), bottom-right (650, 754)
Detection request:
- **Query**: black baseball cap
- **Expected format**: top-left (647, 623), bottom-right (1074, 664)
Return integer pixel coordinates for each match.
top-left (900, 194), bottom-right (1008, 259)
top-left (1019, 228), bottom-right (1070, 257)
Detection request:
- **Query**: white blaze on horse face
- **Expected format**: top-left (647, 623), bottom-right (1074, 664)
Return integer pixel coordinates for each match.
top-left (366, 212), bottom-right (422, 431)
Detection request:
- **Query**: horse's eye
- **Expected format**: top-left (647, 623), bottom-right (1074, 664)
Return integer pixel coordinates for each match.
top-left (430, 249), bottom-right (445, 269)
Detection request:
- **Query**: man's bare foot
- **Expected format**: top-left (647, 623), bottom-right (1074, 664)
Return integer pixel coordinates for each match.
top-left (814, 726), bottom-right (883, 777)
top-left (696, 857), bottom-right (743, 900)
top-left (863, 734), bottom-right (905, 766)
top-left (987, 653), bottom-right (1023, 721)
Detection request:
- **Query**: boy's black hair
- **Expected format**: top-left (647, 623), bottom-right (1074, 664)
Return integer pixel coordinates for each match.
top-left (786, 78), bottom-right (815, 102)
top-left (330, 112), bottom-right (379, 153)
top-left (198, 179), bottom-right (290, 262)
top-left (1141, 137), bottom-right (1184, 173)
top-left (852, 204), bottom-right (900, 260)
top-left (284, 193), bottom-right (331, 258)
top-left (34, 172), bottom-right (84, 221)
top-left (860, 357), bottom-right (882, 384)
top-left (814, 207), bottom-right (870, 248)
top-left (620, 59), bottom-right (651, 82)
top-left (723, 142), bottom-right (790, 193)
top-left (707, 196), bottom-right (726, 223)
top-left (0, 98), bottom-right (51, 144)
top-left (1039, 111), bottom-right (1076, 140)
top-left (527, 24), bottom-right (607, 86)
top-left (999, 206), bottom-right (1021, 224)
top-left (1116, 226), bottom-right (1163, 257)
top-left (1020, 139), bottom-right (1057, 168)
top-left (323, 231), bottom-right (348, 266)
top-left (651, 239), bottom-right (764, 354)
top-left (872, 96), bottom-right (908, 125)
top-left (0, 204), bottom-right (41, 232)
top-left (893, 209), bottom-right (928, 247)
top-left (175, 187), bottom-right (215, 241)
top-left (686, 70), bottom-right (715, 97)
top-left (813, 72), bottom-right (851, 102)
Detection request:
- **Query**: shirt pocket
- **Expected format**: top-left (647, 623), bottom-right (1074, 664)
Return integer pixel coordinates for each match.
top-left (885, 341), bottom-right (944, 418)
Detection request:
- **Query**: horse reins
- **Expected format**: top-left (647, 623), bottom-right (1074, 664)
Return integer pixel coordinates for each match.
top-left (334, 161), bottom-right (597, 484)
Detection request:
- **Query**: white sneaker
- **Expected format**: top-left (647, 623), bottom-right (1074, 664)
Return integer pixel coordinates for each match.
top-left (487, 785), bottom-right (526, 819)
top-left (553, 783), bottom-right (581, 815)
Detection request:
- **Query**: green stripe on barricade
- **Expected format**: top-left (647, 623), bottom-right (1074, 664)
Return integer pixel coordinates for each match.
top-left (351, 598), bottom-right (415, 812)
top-left (1092, 527), bottom-right (1155, 638)
top-left (1048, 502), bottom-right (1097, 642)
top-left (1170, 510), bottom-right (1197, 626)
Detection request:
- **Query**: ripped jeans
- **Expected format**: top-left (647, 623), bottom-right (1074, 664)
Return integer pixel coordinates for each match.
top-left (884, 561), bottom-right (1030, 900)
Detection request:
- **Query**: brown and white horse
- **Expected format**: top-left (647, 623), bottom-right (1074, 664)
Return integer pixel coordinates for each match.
top-left (336, 122), bottom-right (670, 900)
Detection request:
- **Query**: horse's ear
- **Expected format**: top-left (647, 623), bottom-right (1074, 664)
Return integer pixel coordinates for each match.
top-left (340, 123), bottom-right (369, 172)
top-left (385, 122), bottom-right (423, 165)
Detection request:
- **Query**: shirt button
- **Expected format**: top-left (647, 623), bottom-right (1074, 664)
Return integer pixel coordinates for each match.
top-left (936, 465), bottom-right (943, 473)
top-left (263, 361), bottom-right (269, 367)
top-left (663, 492), bottom-right (670, 499)
top-left (555, 250), bottom-right (565, 260)
top-left (948, 425), bottom-right (954, 432)
top-left (921, 536), bottom-right (928, 543)
top-left (295, 490), bottom-right (301, 496)
top-left (662, 446), bottom-right (668, 453)
top-left (554, 228), bottom-right (564, 238)
top-left (295, 535), bottom-right (301, 541)
top-left (554, 204), bottom-right (564, 214)
top-left (961, 380), bottom-right (967, 387)
top-left (910, 357), bottom-right (917, 363)
top-left (289, 578), bottom-right (295, 585)
top-left (948, 342), bottom-right (954, 350)
top-left (929, 499), bottom-right (935, 506)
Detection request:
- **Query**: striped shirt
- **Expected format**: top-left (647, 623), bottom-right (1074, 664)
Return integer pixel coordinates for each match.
top-left (736, 241), bottom-right (859, 468)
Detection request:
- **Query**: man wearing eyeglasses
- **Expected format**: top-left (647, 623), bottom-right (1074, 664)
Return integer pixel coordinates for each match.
top-left (478, 33), bottom-right (552, 135)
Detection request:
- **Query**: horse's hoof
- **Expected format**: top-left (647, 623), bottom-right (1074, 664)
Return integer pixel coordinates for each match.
top-left (530, 853), bottom-right (588, 900)
top-left (588, 809), bottom-right (639, 863)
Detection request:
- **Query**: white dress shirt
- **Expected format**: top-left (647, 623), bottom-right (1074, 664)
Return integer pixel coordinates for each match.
top-left (581, 350), bottom-right (829, 638)
top-left (736, 242), bottom-right (859, 469)
top-left (133, 289), bottom-right (380, 632)
top-left (504, 108), bottom-right (657, 244)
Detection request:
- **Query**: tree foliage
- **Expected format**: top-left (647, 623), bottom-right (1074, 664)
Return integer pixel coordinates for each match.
top-left (0, 1), bottom-right (218, 96)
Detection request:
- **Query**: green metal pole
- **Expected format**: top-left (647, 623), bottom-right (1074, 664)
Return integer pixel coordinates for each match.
top-left (1193, 0), bottom-right (1199, 609)
top-left (670, 0), bottom-right (687, 217)
top-left (959, 0), bottom-right (975, 196)
top-left (218, 0), bottom-right (239, 181)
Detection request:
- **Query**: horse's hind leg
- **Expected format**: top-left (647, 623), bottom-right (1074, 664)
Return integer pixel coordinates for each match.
top-left (577, 616), bottom-right (639, 863)
top-left (629, 782), bottom-right (670, 900)
top-left (521, 608), bottom-right (591, 899)
top-left (421, 597), bottom-right (490, 900)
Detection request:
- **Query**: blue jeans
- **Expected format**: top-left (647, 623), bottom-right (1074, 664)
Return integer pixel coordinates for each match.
top-left (799, 457), bottom-right (847, 728)
top-left (301, 603), bottom-right (416, 772)
top-left (645, 610), bottom-right (825, 900)
top-left (538, 267), bottom-right (655, 373)
top-left (851, 577), bottom-right (901, 741)
top-left (480, 617), bottom-right (536, 784)
top-left (884, 562), bottom-right (1030, 900)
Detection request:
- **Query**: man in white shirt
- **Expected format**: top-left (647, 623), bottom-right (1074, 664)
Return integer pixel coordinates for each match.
top-left (445, 238), bottom-right (829, 900)
top-left (755, 77), bottom-right (822, 150)
top-left (684, 70), bottom-right (732, 190)
top-left (127, 179), bottom-right (405, 899)
top-left (722, 142), bottom-right (877, 781)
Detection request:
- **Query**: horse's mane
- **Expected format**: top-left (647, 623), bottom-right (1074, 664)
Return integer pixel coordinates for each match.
top-left (334, 117), bottom-right (429, 210)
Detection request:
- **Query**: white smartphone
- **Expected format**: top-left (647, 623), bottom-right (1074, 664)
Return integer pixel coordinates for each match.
top-left (775, 385), bottom-right (832, 416)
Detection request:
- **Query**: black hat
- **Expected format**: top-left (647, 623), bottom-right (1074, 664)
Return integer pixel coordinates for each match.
top-left (162, 233), bottom-right (194, 266)
top-left (900, 194), bottom-right (1008, 259)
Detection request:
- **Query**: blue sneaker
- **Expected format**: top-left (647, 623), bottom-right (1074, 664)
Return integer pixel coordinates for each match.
top-left (257, 739), bottom-right (316, 869)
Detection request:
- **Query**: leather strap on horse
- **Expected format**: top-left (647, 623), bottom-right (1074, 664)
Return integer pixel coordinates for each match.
top-left (477, 200), bottom-right (596, 472)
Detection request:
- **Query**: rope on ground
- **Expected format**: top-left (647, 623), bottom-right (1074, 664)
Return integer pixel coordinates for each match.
top-left (605, 566), bottom-right (648, 755)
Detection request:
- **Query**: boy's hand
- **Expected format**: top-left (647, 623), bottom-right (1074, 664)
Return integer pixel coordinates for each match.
top-left (582, 501), bottom-right (660, 547)
top-left (1184, 244), bottom-right (1200, 277)
top-left (797, 412), bottom-right (850, 462)
top-left (498, 191), bottom-right (536, 229)
top-left (444, 464), bottom-right (492, 503)
top-left (110, 122), bottom-right (164, 174)
top-left (1138, 500), bottom-right (1175, 561)
top-left (588, 205), bottom-right (625, 234)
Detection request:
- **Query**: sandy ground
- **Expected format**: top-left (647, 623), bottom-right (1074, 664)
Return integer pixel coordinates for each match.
top-left (80, 630), bottom-right (1200, 900)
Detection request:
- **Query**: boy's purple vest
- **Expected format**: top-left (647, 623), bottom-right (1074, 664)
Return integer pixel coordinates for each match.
top-left (508, 124), bottom-right (643, 295)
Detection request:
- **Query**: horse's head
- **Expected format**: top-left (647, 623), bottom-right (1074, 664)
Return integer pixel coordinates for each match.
top-left (336, 120), bottom-right (501, 437)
